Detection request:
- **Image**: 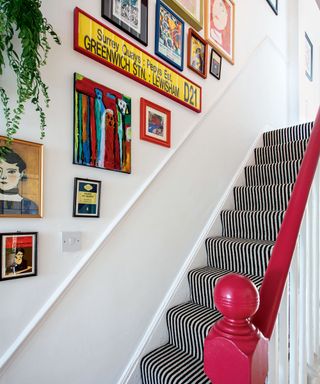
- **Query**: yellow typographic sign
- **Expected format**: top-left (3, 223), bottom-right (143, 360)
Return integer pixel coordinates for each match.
top-left (74, 8), bottom-right (202, 112)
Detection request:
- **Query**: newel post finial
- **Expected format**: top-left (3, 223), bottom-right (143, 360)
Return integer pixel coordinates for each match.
top-left (204, 273), bottom-right (268, 384)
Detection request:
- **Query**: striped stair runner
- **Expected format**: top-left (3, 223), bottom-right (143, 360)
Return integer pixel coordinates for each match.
top-left (141, 122), bottom-right (313, 384)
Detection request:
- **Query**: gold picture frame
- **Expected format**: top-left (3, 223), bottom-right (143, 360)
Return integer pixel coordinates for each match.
top-left (162, 0), bottom-right (203, 31)
top-left (0, 137), bottom-right (43, 218)
top-left (204, 0), bottom-right (235, 65)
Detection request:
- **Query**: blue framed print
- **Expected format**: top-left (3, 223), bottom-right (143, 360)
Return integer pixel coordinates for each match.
top-left (155, 0), bottom-right (185, 71)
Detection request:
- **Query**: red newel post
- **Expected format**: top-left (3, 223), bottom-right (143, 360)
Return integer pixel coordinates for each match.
top-left (204, 273), bottom-right (268, 384)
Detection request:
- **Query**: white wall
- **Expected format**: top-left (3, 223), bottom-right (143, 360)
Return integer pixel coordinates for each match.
top-left (298, 0), bottom-right (320, 120)
top-left (0, 0), bottom-right (317, 383)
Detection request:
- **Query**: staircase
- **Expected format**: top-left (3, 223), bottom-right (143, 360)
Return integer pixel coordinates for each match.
top-left (140, 122), bottom-right (313, 384)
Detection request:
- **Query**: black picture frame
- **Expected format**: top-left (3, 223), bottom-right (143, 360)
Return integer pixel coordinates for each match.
top-left (73, 178), bottom-right (101, 218)
top-left (101, 0), bottom-right (148, 46)
top-left (305, 32), bottom-right (313, 82)
top-left (0, 232), bottom-right (37, 281)
top-left (266, 0), bottom-right (278, 15)
top-left (209, 48), bottom-right (222, 80)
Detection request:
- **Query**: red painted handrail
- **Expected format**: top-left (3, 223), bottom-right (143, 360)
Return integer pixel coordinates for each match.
top-left (252, 107), bottom-right (320, 338)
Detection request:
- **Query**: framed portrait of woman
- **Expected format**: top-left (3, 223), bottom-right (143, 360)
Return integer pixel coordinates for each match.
top-left (0, 232), bottom-right (37, 281)
top-left (0, 137), bottom-right (43, 218)
top-left (204, 0), bottom-right (235, 65)
top-left (162, 0), bottom-right (203, 31)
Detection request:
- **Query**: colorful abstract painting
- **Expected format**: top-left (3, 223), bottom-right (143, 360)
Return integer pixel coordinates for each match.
top-left (73, 74), bottom-right (132, 173)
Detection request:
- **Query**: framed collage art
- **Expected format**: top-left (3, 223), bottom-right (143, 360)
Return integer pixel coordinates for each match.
top-left (0, 232), bottom-right (37, 281)
top-left (155, 0), bottom-right (185, 71)
top-left (162, 0), bottom-right (203, 31)
top-left (187, 28), bottom-right (208, 78)
top-left (0, 137), bottom-right (43, 218)
top-left (140, 98), bottom-right (171, 147)
top-left (101, 0), bottom-right (148, 46)
top-left (204, 0), bottom-right (235, 65)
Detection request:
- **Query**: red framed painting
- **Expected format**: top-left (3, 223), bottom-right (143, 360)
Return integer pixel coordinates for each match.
top-left (140, 98), bottom-right (171, 148)
top-left (204, 0), bottom-right (235, 65)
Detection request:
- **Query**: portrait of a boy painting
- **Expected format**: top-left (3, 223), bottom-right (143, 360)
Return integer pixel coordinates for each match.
top-left (0, 137), bottom-right (43, 218)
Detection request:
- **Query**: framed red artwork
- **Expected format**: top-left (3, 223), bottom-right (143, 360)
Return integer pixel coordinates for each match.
top-left (140, 98), bottom-right (171, 148)
top-left (204, 0), bottom-right (235, 65)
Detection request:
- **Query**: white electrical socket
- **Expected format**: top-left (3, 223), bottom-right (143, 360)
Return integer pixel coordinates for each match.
top-left (62, 232), bottom-right (81, 252)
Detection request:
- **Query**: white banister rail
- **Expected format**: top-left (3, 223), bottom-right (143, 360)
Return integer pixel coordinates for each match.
top-left (267, 159), bottom-right (320, 383)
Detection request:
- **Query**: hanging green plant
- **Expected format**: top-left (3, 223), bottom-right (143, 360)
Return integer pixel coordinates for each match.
top-left (0, 0), bottom-right (61, 157)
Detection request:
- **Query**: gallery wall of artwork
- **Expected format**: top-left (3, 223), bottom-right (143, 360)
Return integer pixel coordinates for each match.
top-left (1, 0), bottom-right (320, 382)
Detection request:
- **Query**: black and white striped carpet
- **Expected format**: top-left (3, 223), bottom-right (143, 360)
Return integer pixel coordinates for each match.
top-left (141, 122), bottom-right (313, 384)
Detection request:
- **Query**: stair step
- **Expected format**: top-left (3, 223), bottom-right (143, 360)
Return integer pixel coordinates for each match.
top-left (234, 184), bottom-right (294, 211)
top-left (188, 266), bottom-right (264, 310)
top-left (263, 122), bottom-right (313, 146)
top-left (245, 160), bottom-right (301, 186)
top-left (141, 343), bottom-right (210, 384)
top-left (206, 236), bottom-right (274, 276)
top-left (167, 302), bottom-right (221, 361)
top-left (255, 139), bottom-right (308, 165)
top-left (221, 209), bottom-right (285, 241)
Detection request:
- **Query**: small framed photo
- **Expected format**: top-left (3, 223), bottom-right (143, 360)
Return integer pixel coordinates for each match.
top-left (187, 28), bottom-right (208, 78)
top-left (162, 0), bottom-right (203, 31)
top-left (0, 137), bottom-right (43, 218)
top-left (155, 0), bottom-right (185, 71)
top-left (101, 0), bottom-right (148, 46)
top-left (0, 232), bottom-right (37, 281)
top-left (305, 32), bottom-right (313, 82)
top-left (140, 98), bottom-right (171, 148)
top-left (209, 48), bottom-right (222, 79)
top-left (204, 0), bottom-right (235, 65)
top-left (266, 0), bottom-right (278, 15)
top-left (73, 178), bottom-right (101, 218)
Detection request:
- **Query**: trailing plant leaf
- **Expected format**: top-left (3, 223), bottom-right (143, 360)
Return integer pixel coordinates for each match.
top-left (0, 0), bottom-right (61, 148)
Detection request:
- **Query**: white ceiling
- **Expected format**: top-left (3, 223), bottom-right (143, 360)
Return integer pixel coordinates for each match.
top-left (316, 0), bottom-right (320, 9)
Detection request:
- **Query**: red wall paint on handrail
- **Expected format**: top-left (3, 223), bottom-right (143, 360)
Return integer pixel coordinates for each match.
top-left (252, 108), bottom-right (320, 339)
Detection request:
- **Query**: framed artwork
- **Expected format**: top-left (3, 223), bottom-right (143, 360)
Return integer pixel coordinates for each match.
top-left (0, 232), bottom-right (37, 281)
top-left (187, 28), bottom-right (208, 78)
top-left (140, 98), bottom-right (171, 147)
top-left (155, 0), bottom-right (185, 71)
top-left (162, 0), bottom-right (203, 31)
top-left (0, 137), bottom-right (43, 218)
top-left (101, 0), bottom-right (148, 46)
top-left (209, 48), bottom-right (222, 79)
top-left (73, 178), bottom-right (101, 218)
top-left (73, 73), bottom-right (132, 174)
top-left (266, 0), bottom-right (278, 15)
top-left (305, 32), bottom-right (313, 82)
top-left (204, 0), bottom-right (235, 65)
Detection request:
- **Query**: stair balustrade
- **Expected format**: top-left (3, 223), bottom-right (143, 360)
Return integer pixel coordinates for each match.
top-left (204, 107), bottom-right (320, 384)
